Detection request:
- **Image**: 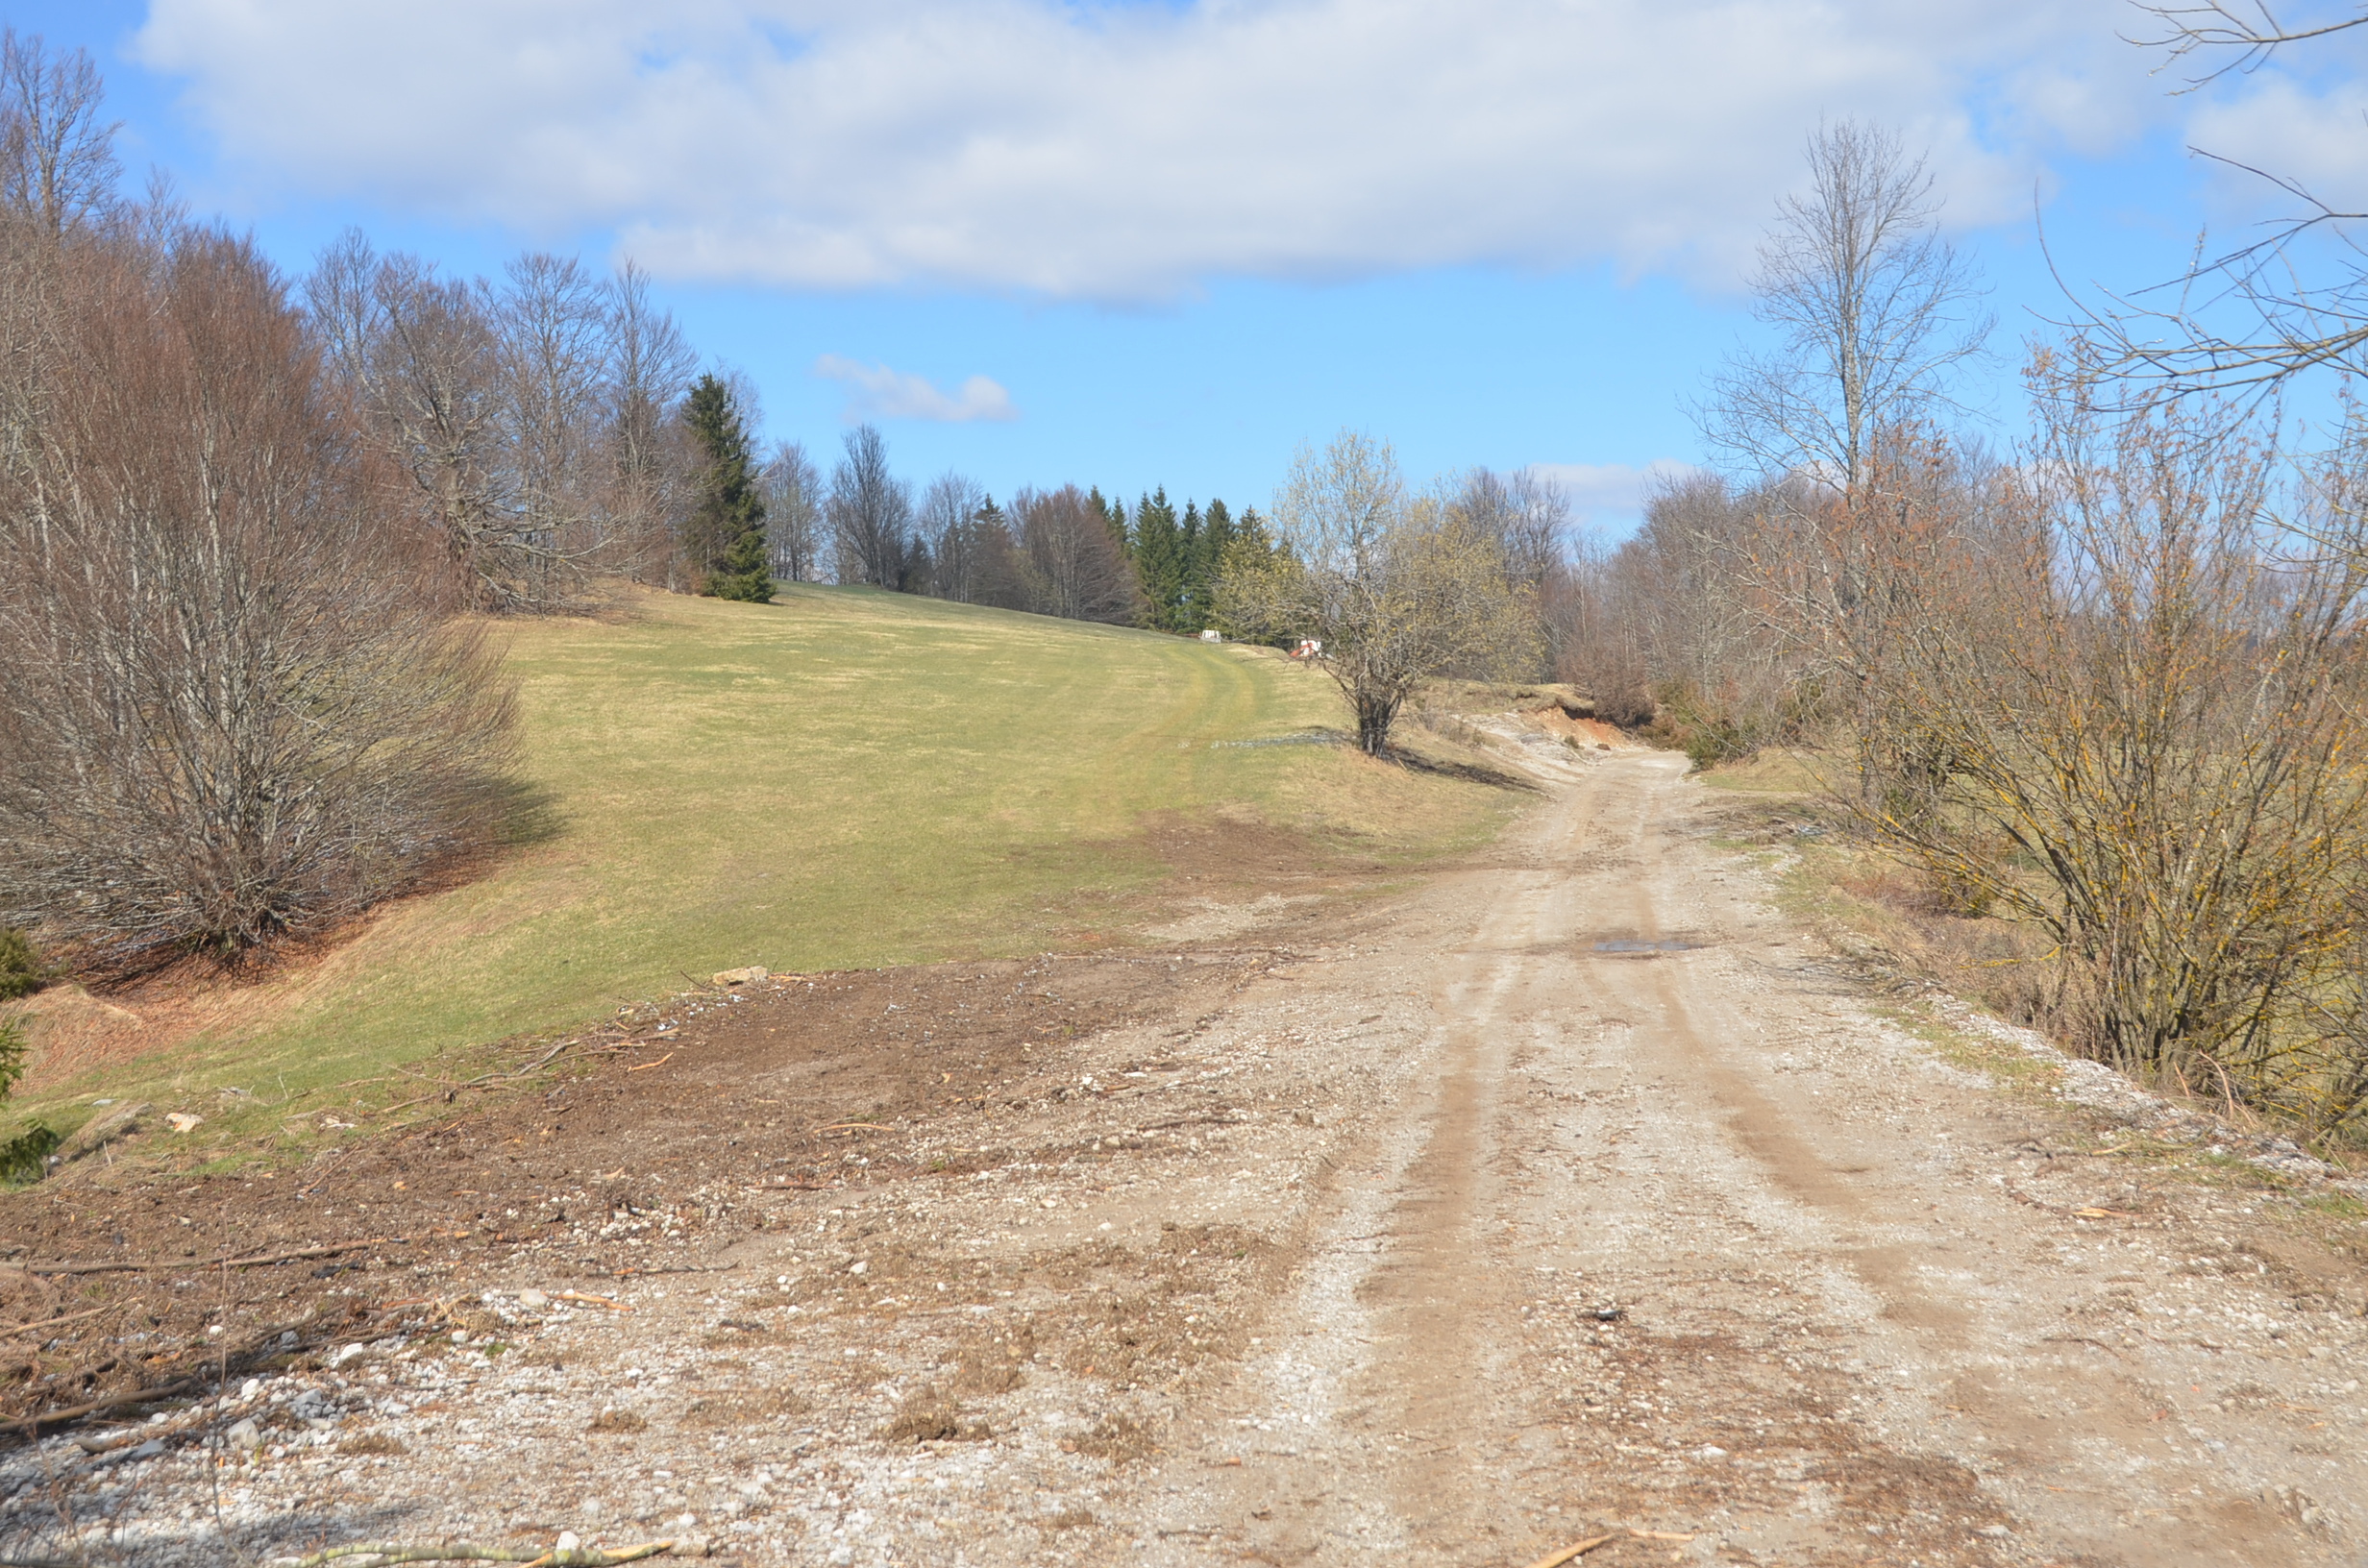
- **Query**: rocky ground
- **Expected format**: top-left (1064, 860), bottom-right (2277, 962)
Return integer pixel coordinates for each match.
top-left (3, 738), bottom-right (2365, 1568)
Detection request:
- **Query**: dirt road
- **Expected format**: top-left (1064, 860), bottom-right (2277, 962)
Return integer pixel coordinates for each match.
top-left (9, 747), bottom-right (2367, 1567)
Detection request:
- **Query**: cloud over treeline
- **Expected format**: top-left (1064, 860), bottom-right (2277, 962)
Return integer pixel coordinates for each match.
top-left (139, 0), bottom-right (2174, 300)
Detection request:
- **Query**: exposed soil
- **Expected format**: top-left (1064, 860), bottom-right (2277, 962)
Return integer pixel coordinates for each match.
top-left (3, 742), bottom-right (2366, 1567)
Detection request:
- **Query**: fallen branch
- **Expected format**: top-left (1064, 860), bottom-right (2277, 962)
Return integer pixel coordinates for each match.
top-left (0, 1302), bottom-right (122, 1338)
top-left (373, 1035), bottom-right (590, 1119)
top-left (22, 1239), bottom-right (389, 1277)
top-left (1523, 1535), bottom-right (1619, 1568)
top-left (626, 1054), bottom-right (674, 1073)
top-left (274, 1538), bottom-right (684, 1567)
top-left (12, 1374), bottom-right (204, 1433)
top-left (1520, 1529), bottom-right (1693, 1567)
top-left (555, 1291), bottom-right (631, 1312)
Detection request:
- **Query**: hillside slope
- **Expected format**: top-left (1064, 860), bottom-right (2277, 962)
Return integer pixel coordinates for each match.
top-left (15, 586), bottom-right (1512, 1124)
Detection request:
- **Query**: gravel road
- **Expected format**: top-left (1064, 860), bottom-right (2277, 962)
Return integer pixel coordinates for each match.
top-left (11, 747), bottom-right (2365, 1568)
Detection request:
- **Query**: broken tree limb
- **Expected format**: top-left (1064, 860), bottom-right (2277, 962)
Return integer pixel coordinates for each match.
top-left (20, 1238), bottom-right (390, 1277)
top-left (12, 1375), bottom-right (205, 1433)
top-left (1522, 1534), bottom-right (1619, 1568)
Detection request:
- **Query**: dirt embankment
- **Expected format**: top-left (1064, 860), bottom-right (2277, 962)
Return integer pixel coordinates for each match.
top-left (3, 741), bottom-right (2366, 1568)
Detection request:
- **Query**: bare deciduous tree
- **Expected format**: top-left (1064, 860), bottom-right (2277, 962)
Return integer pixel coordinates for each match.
top-left (918, 471), bottom-right (990, 602)
top-left (306, 234), bottom-right (521, 606)
top-left (0, 222), bottom-right (518, 970)
top-left (1703, 120), bottom-right (1990, 508)
top-left (1221, 431), bottom-right (1538, 753)
top-left (308, 237), bottom-right (706, 608)
top-left (0, 30), bottom-right (118, 238)
top-left (1009, 484), bottom-right (1145, 624)
top-left (494, 252), bottom-right (610, 598)
top-left (1444, 467), bottom-right (1566, 591)
top-left (1446, 466), bottom-right (1571, 675)
top-left (828, 424), bottom-right (918, 589)
top-left (602, 260), bottom-right (699, 584)
top-left (764, 440), bottom-right (825, 584)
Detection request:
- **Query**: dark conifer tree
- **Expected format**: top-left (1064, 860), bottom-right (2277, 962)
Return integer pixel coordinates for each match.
top-left (683, 374), bottom-right (771, 601)
top-left (1184, 498), bottom-right (1236, 630)
top-left (1130, 487), bottom-right (1186, 630)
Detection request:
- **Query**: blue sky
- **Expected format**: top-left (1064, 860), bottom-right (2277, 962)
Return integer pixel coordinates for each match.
top-left (15, 0), bottom-right (2361, 535)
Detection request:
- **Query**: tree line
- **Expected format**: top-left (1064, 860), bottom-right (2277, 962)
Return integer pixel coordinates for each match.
top-left (0, 30), bottom-right (1566, 990)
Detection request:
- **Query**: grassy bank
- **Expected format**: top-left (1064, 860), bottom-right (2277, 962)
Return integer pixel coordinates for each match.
top-left (17, 587), bottom-right (1515, 1135)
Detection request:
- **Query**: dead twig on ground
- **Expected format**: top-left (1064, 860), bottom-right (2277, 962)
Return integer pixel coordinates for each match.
top-left (555, 1291), bottom-right (630, 1311)
top-left (234, 1540), bottom-right (681, 1568)
top-left (1522, 1534), bottom-right (1620, 1568)
top-left (21, 1239), bottom-right (390, 1277)
top-left (12, 1373), bottom-right (206, 1433)
top-left (0, 1303), bottom-right (123, 1338)
top-left (374, 1037), bottom-right (588, 1118)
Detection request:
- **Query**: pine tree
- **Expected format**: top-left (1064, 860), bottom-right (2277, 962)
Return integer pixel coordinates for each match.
top-left (684, 374), bottom-right (772, 602)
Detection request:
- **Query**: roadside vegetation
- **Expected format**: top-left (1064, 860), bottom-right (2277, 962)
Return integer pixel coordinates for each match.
top-left (1558, 98), bottom-right (2368, 1147)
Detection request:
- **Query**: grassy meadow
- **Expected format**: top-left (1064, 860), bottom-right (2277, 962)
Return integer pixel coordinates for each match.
top-left (16, 586), bottom-right (1515, 1138)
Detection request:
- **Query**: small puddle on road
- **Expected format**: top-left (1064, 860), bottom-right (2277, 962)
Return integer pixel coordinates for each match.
top-left (1589, 937), bottom-right (1710, 955)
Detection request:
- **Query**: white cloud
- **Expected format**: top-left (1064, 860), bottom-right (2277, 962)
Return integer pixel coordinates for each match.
top-left (2187, 74), bottom-right (2368, 219)
top-left (813, 354), bottom-right (1018, 423)
top-left (1531, 460), bottom-right (1694, 527)
top-left (136, 0), bottom-right (2168, 301)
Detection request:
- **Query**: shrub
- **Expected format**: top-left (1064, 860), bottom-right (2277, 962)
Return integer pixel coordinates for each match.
top-left (0, 224), bottom-right (518, 970)
top-left (0, 1015), bottom-right (25, 1102)
top-left (1640, 678), bottom-right (1758, 770)
top-left (0, 1119), bottom-right (56, 1187)
top-left (0, 926), bottom-right (37, 1000)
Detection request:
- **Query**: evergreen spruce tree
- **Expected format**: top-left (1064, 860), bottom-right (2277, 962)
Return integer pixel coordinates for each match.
top-left (684, 374), bottom-right (772, 602)
top-left (1090, 486), bottom-right (1123, 535)
top-left (1185, 499), bottom-right (1236, 630)
top-left (1131, 487), bottom-right (1186, 630)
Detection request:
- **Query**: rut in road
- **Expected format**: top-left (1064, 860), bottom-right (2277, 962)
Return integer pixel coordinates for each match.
top-left (1141, 750), bottom-right (2368, 1568)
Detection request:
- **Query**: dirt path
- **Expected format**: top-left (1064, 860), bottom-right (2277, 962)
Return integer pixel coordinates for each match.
top-left (1138, 750), bottom-right (2367, 1567)
top-left (8, 748), bottom-right (2366, 1567)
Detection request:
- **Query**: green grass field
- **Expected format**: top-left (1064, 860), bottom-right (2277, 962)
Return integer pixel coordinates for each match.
top-left (18, 586), bottom-right (1514, 1137)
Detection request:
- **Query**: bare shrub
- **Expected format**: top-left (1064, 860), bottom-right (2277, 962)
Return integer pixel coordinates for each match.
top-left (0, 222), bottom-right (518, 970)
top-left (1810, 392), bottom-right (2368, 1129)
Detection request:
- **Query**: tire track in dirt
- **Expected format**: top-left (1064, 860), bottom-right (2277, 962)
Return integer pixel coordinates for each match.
top-left (1140, 751), bottom-right (2368, 1568)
